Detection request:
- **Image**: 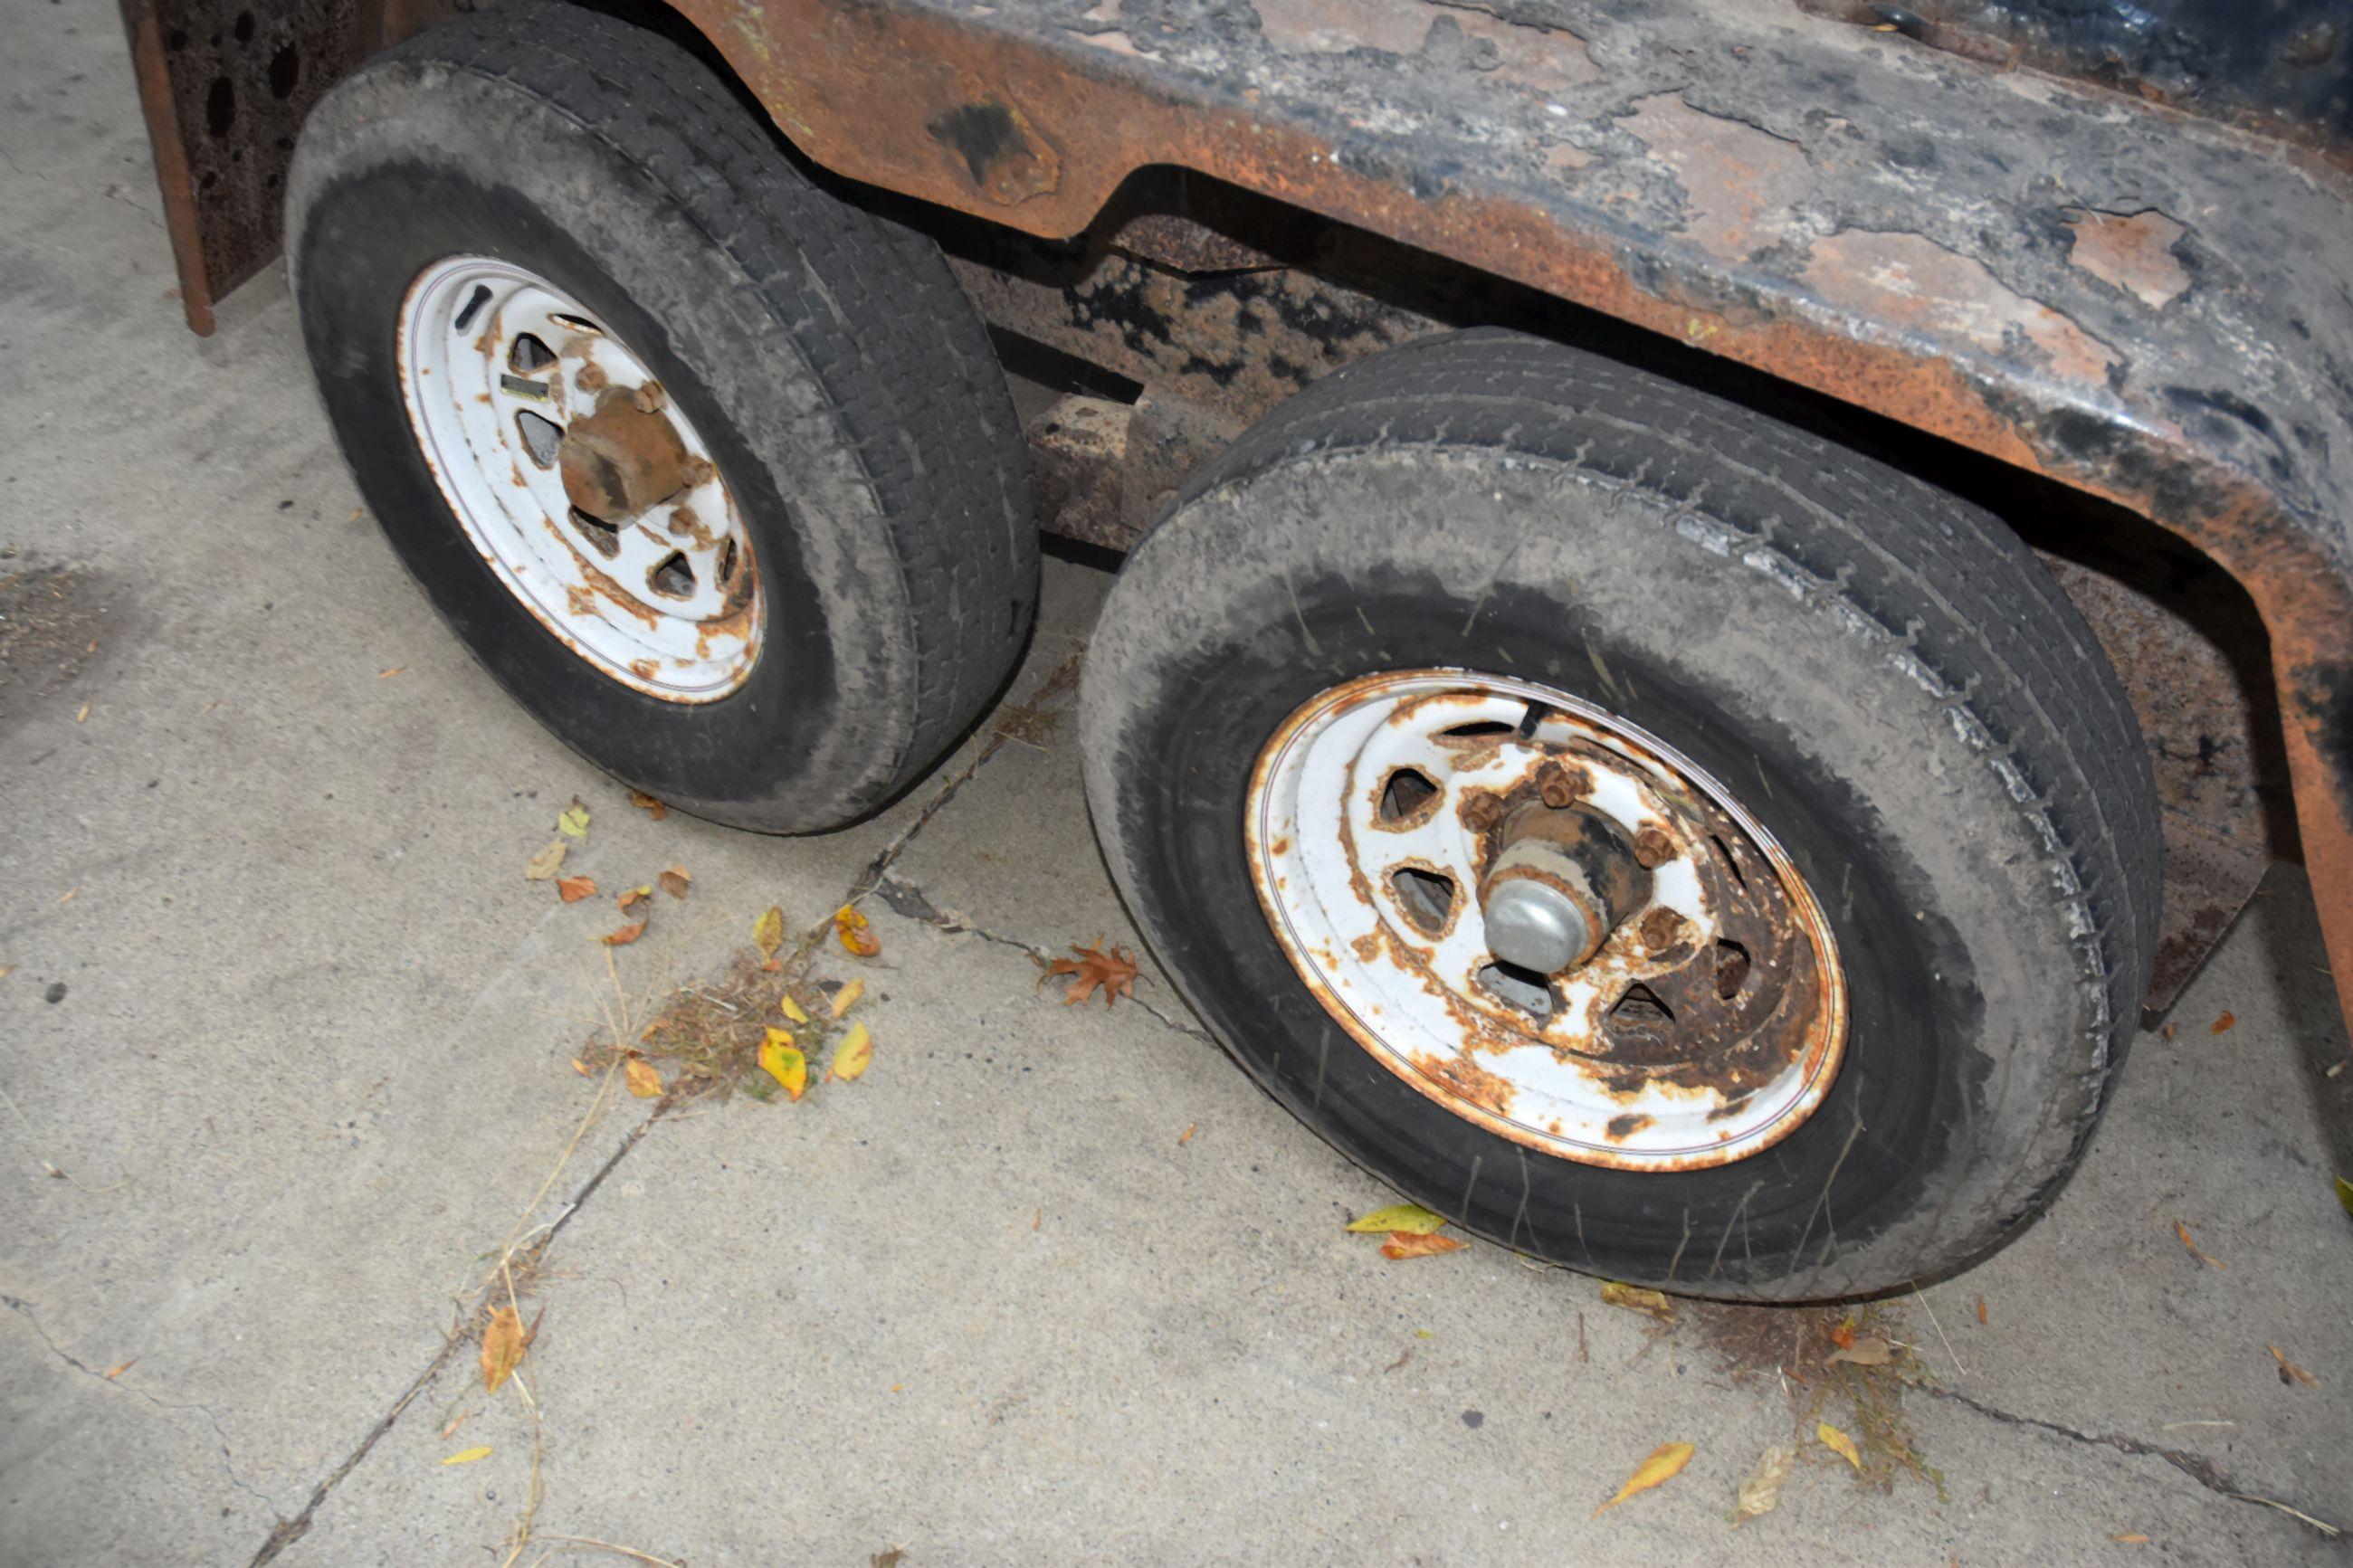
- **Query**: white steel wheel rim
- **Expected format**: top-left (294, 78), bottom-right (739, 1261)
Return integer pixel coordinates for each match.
top-left (396, 256), bottom-right (761, 701)
top-left (1245, 670), bottom-right (1847, 1173)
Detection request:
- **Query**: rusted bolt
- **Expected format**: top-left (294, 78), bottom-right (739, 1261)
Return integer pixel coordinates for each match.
top-left (1639, 907), bottom-right (1684, 954)
top-left (681, 455), bottom-right (716, 489)
top-left (630, 380), bottom-right (667, 414)
top-left (1633, 826), bottom-right (1676, 869)
top-left (1535, 759), bottom-right (1585, 810)
top-left (575, 361), bottom-right (608, 394)
top-left (1462, 793), bottom-right (1504, 832)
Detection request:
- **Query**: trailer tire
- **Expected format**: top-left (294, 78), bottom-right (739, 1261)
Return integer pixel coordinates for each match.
top-left (287, 2), bottom-right (1034, 832)
top-left (1081, 328), bottom-right (2158, 1301)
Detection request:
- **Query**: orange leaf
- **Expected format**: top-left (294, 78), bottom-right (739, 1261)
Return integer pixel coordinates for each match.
top-left (835, 904), bottom-right (881, 957)
top-left (624, 1059), bottom-right (662, 1098)
top-left (480, 1307), bottom-right (526, 1393)
top-left (557, 876), bottom-right (597, 903)
top-left (1594, 1440), bottom-right (1694, 1516)
top-left (628, 790), bottom-right (667, 821)
top-left (2268, 1345), bottom-right (2319, 1388)
top-left (659, 866), bottom-right (691, 899)
top-left (2210, 1010), bottom-right (2235, 1034)
top-left (2112, 1534), bottom-right (2151, 1544)
top-left (1831, 1315), bottom-right (1859, 1349)
top-left (1178, 1123), bottom-right (1196, 1146)
top-left (1381, 1231), bottom-right (1465, 1259)
top-left (601, 918), bottom-right (648, 946)
top-left (2174, 1219), bottom-right (2226, 1270)
top-left (617, 885), bottom-right (652, 915)
top-left (1977, 1297), bottom-right (1988, 1326)
top-left (1038, 938), bottom-right (1139, 1008)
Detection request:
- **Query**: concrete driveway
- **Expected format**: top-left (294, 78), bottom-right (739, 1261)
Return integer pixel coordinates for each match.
top-left (4, 5), bottom-right (2348, 1563)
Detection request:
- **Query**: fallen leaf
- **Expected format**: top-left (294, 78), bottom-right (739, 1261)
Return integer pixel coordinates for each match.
top-left (2337, 1175), bottom-right (2352, 1217)
top-left (835, 904), bottom-right (881, 957)
top-left (74, 699), bottom-right (90, 723)
top-left (659, 866), bottom-right (691, 899)
top-left (2210, 1010), bottom-right (2236, 1035)
top-left (832, 978), bottom-right (867, 1018)
top-left (1178, 1122), bottom-right (1197, 1146)
top-left (1817, 1421), bottom-right (1862, 1471)
top-left (1595, 1440), bottom-right (1694, 1516)
top-left (557, 876), bottom-right (597, 903)
top-left (440, 1410), bottom-right (468, 1440)
top-left (628, 790), bottom-right (667, 821)
top-left (872, 1550), bottom-right (906, 1568)
top-left (1729, 1442), bottom-right (1795, 1526)
top-left (625, 1059), bottom-right (662, 1098)
top-left (2174, 1219), bottom-right (2226, 1270)
top-left (1348, 1203), bottom-right (1447, 1235)
top-left (753, 906), bottom-right (786, 959)
top-left (833, 1022), bottom-right (873, 1081)
top-left (103, 1358), bottom-right (138, 1380)
top-left (524, 841), bottom-right (567, 881)
top-left (378, 666), bottom-right (403, 679)
top-left (1381, 1231), bottom-right (1466, 1259)
top-left (557, 797), bottom-right (591, 839)
top-left (2112, 1534), bottom-right (2151, 1544)
top-left (1039, 939), bottom-right (1138, 1007)
top-left (481, 1307), bottom-right (526, 1393)
top-left (1977, 1297), bottom-right (1989, 1326)
top-left (570, 1059), bottom-right (590, 1077)
top-left (779, 993), bottom-right (811, 1025)
top-left (600, 919), bottom-right (647, 946)
top-left (2162, 1022), bottom-right (2178, 1040)
top-left (441, 1446), bottom-right (493, 1466)
top-left (1827, 1335), bottom-right (1893, 1368)
top-left (760, 1029), bottom-right (807, 1100)
top-left (2268, 1345), bottom-right (2318, 1388)
top-left (617, 885), bottom-right (652, 914)
top-left (1599, 1280), bottom-right (1673, 1318)
top-left (58, 887), bottom-right (77, 904)
top-left (1830, 1315), bottom-right (1859, 1349)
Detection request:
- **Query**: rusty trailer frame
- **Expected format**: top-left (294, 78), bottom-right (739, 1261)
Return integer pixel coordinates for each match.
top-left (121, 0), bottom-right (2353, 1041)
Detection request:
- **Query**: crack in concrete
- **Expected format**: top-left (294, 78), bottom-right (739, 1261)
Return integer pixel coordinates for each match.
top-left (873, 870), bottom-right (1215, 1045)
top-left (1922, 1384), bottom-right (2339, 1537)
top-left (3, 1291), bottom-right (289, 1518)
top-left (237, 647), bottom-right (1091, 1563)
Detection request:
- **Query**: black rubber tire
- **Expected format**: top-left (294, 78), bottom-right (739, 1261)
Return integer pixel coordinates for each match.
top-left (1081, 328), bottom-right (2159, 1301)
top-left (286, 3), bottom-right (1035, 832)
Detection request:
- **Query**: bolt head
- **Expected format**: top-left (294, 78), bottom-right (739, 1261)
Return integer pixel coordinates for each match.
top-left (1634, 826), bottom-right (1676, 869)
top-left (1639, 907), bottom-right (1684, 953)
top-left (1463, 794), bottom-right (1502, 831)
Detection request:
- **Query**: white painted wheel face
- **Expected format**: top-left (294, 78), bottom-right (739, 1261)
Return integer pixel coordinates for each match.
top-left (396, 256), bottom-right (761, 702)
top-left (1245, 670), bottom-right (1847, 1172)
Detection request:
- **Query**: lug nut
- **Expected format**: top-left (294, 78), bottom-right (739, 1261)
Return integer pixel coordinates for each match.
top-left (1639, 907), bottom-right (1684, 954)
top-left (1535, 759), bottom-right (1586, 809)
top-left (1633, 826), bottom-right (1676, 869)
top-left (681, 455), bottom-right (716, 489)
top-left (1462, 794), bottom-right (1502, 831)
top-left (630, 380), bottom-right (667, 413)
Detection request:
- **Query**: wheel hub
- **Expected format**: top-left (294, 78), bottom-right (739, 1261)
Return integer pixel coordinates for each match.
top-left (1245, 670), bottom-right (1846, 1172)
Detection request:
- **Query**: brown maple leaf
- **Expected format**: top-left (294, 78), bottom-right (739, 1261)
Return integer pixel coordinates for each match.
top-left (1037, 937), bottom-right (1139, 1008)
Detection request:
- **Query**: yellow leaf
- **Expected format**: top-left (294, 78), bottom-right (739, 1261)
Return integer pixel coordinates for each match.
top-left (760, 1029), bottom-right (807, 1100)
top-left (753, 906), bottom-right (785, 960)
top-left (480, 1307), bottom-right (525, 1393)
top-left (1600, 1280), bottom-right (1673, 1318)
top-left (1346, 1203), bottom-right (1446, 1235)
top-left (557, 797), bottom-right (590, 839)
top-left (441, 1446), bottom-right (493, 1466)
top-left (523, 841), bottom-right (567, 881)
top-left (779, 994), bottom-right (810, 1025)
top-left (624, 1059), bottom-right (662, 1098)
top-left (835, 904), bottom-right (881, 957)
top-left (1595, 1440), bottom-right (1694, 1516)
top-left (1817, 1422), bottom-right (1862, 1471)
top-left (833, 1022), bottom-right (873, 1081)
top-left (1730, 1442), bottom-right (1795, 1526)
top-left (2336, 1175), bottom-right (2352, 1217)
top-left (831, 978), bottom-right (866, 1019)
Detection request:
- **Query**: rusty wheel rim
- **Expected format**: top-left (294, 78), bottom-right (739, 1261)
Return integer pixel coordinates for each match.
top-left (396, 256), bottom-right (762, 702)
top-left (1244, 670), bottom-right (1847, 1172)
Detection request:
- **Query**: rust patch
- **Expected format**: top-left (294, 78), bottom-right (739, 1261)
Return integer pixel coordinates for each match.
top-left (1436, 4), bottom-right (1600, 96)
top-left (1415, 1050), bottom-right (1518, 1117)
top-left (1605, 1111), bottom-right (1653, 1141)
top-left (2064, 208), bottom-right (2190, 309)
top-left (1803, 230), bottom-right (2119, 383)
top-left (1622, 93), bottom-right (1814, 262)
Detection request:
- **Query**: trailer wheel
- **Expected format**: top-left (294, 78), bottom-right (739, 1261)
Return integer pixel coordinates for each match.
top-left (1081, 328), bottom-right (2158, 1300)
top-left (287, 3), bottom-right (1034, 832)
